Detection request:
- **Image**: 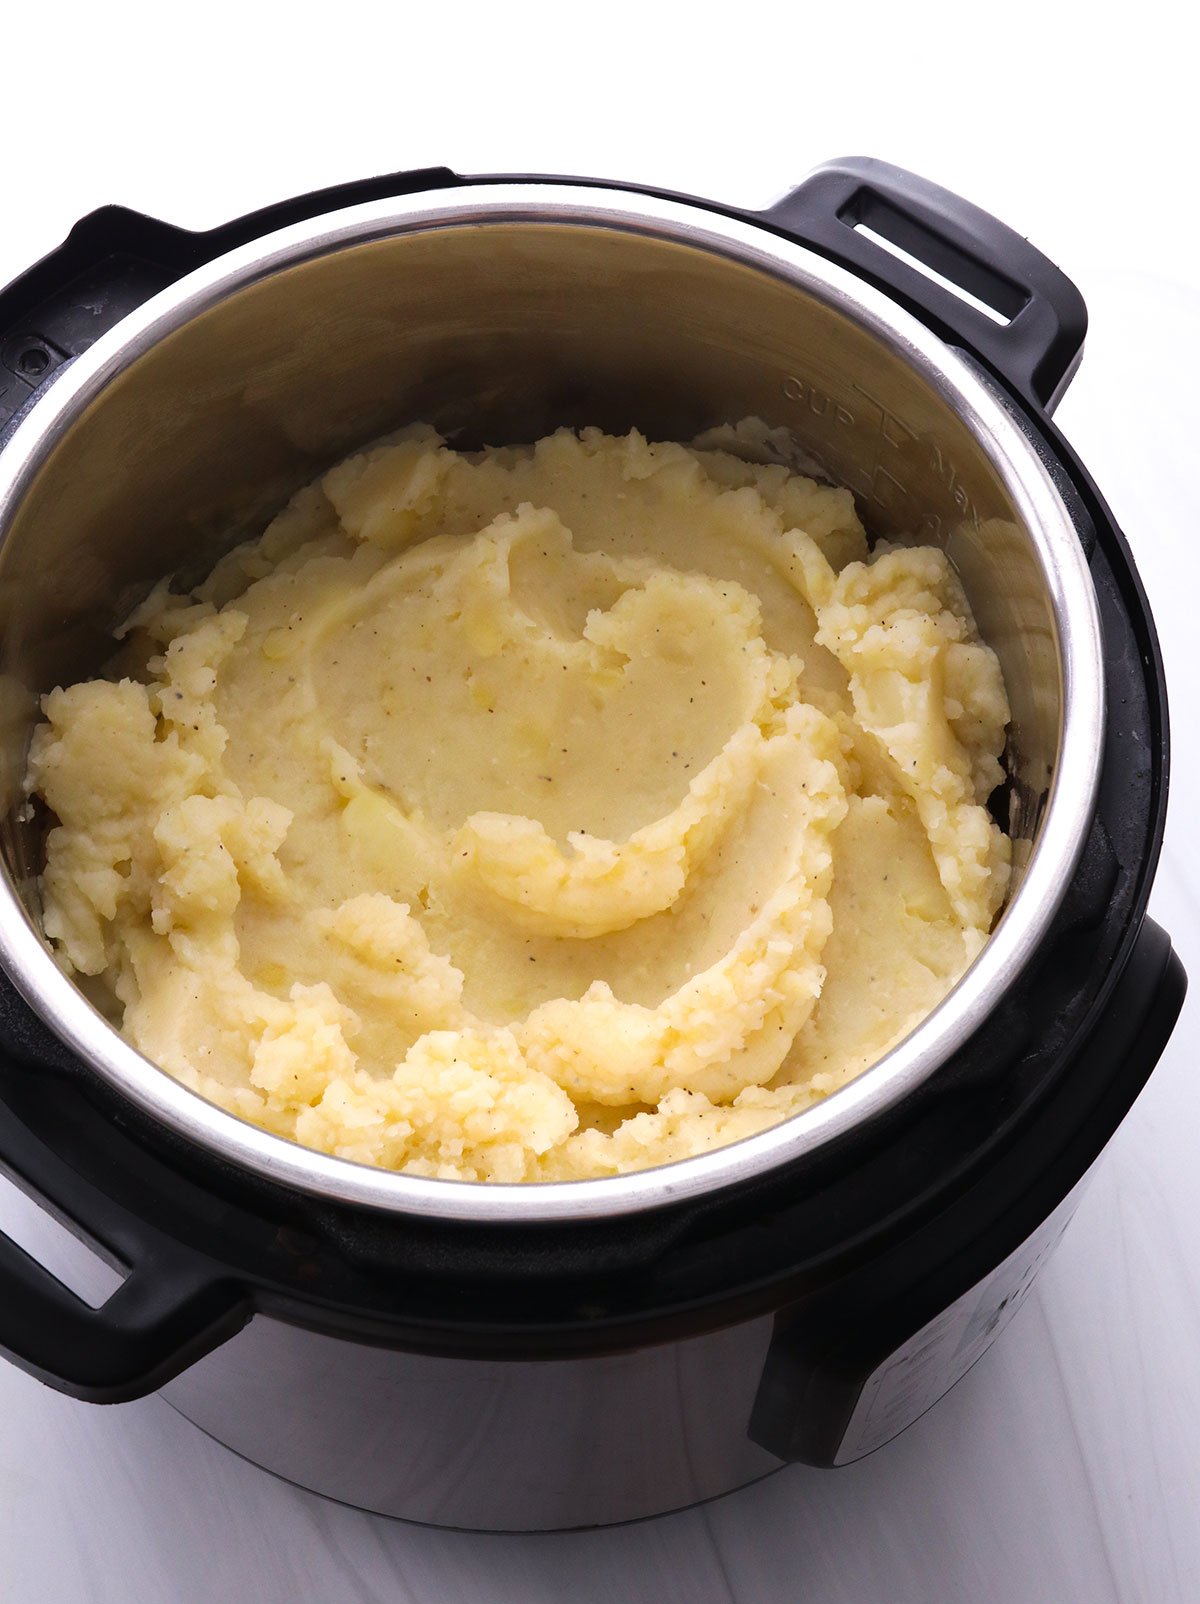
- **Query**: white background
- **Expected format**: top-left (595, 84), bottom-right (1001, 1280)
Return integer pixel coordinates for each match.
top-left (1, 5), bottom-right (1198, 1600)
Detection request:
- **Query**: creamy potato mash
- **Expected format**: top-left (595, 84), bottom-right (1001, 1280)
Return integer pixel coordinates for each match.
top-left (26, 427), bottom-right (1012, 1181)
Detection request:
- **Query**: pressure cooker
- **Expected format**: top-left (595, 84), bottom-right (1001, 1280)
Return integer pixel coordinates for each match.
top-left (0, 159), bottom-right (1184, 1530)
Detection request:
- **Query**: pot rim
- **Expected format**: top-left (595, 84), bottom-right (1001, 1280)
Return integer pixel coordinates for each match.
top-left (0, 182), bottom-right (1106, 1222)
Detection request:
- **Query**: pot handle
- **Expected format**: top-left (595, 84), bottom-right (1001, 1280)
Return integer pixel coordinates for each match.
top-left (755, 158), bottom-right (1088, 413)
top-left (0, 1082), bottom-right (251, 1403)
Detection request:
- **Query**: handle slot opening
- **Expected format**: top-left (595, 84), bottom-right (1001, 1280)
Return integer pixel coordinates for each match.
top-left (0, 1167), bottom-right (128, 1309)
top-left (842, 190), bottom-right (1029, 325)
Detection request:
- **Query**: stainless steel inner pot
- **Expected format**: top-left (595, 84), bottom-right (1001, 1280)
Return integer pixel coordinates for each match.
top-left (0, 184), bottom-right (1105, 1222)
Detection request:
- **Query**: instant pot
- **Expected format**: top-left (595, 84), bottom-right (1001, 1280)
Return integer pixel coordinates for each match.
top-left (0, 159), bottom-right (1185, 1531)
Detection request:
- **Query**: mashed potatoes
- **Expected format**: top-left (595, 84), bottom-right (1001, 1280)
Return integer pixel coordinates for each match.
top-left (25, 427), bottom-right (1012, 1181)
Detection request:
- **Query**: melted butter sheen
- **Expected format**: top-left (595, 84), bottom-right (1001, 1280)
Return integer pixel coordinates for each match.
top-left (27, 427), bottom-right (1012, 1181)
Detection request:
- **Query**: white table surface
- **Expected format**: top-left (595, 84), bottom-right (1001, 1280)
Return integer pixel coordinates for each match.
top-left (2, 8), bottom-right (1198, 1600)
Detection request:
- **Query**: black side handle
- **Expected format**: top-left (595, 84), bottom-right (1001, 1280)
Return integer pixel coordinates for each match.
top-left (0, 1083), bottom-right (251, 1402)
top-left (756, 158), bottom-right (1088, 414)
top-left (0, 166), bottom-right (462, 432)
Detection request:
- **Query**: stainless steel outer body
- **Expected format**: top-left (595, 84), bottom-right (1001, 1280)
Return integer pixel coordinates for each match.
top-left (0, 1118), bottom-right (1112, 1528)
top-left (161, 1310), bottom-right (784, 1530)
top-left (0, 182), bottom-right (1105, 1228)
top-left (157, 1172), bottom-right (1089, 1529)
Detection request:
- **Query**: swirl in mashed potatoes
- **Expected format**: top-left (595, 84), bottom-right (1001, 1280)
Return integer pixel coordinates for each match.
top-left (26, 426), bottom-right (1011, 1181)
